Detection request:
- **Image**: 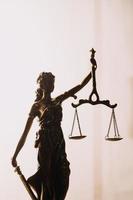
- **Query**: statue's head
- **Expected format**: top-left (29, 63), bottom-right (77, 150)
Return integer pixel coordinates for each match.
top-left (37, 72), bottom-right (55, 93)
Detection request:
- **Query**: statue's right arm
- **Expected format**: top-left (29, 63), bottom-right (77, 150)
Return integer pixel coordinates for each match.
top-left (12, 103), bottom-right (39, 167)
top-left (11, 116), bottom-right (34, 167)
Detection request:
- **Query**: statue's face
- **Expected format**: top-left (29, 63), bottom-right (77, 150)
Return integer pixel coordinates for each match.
top-left (38, 76), bottom-right (55, 93)
top-left (38, 77), bottom-right (44, 89)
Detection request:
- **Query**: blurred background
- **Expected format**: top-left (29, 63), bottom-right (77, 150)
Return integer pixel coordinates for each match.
top-left (0, 0), bottom-right (133, 199)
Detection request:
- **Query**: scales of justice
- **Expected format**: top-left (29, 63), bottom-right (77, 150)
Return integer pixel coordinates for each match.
top-left (69, 48), bottom-right (123, 141)
top-left (14, 49), bottom-right (123, 200)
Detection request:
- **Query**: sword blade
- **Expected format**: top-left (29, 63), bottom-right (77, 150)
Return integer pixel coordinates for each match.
top-left (15, 166), bottom-right (38, 200)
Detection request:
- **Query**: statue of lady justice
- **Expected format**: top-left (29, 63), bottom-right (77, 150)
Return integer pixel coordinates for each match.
top-left (12, 70), bottom-right (92, 200)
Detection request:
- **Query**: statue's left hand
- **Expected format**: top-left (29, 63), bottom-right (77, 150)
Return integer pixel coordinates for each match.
top-left (11, 156), bottom-right (17, 167)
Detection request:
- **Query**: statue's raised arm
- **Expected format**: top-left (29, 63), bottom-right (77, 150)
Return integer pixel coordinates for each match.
top-left (55, 72), bottom-right (92, 104)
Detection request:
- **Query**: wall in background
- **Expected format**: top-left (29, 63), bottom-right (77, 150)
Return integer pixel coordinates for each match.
top-left (0, 0), bottom-right (133, 200)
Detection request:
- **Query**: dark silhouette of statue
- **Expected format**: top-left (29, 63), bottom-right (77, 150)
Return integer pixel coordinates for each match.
top-left (12, 71), bottom-right (91, 200)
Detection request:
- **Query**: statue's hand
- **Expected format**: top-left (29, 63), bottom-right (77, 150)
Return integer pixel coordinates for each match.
top-left (11, 156), bottom-right (17, 167)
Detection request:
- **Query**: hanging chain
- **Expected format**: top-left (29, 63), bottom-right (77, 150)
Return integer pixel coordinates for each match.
top-left (75, 108), bottom-right (82, 136)
top-left (106, 108), bottom-right (120, 138)
top-left (113, 109), bottom-right (120, 137)
top-left (70, 108), bottom-right (82, 137)
top-left (112, 109), bottom-right (117, 137)
top-left (106, 109), bottom-right (114, 138)
top-left (70, 108), bottom-right (77, 136)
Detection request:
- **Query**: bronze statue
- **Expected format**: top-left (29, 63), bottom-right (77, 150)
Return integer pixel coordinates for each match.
top-left (11, 71), bottom-right (92, 200)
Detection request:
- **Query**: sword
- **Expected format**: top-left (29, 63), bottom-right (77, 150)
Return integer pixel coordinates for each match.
top-left (14, 166), bottom-right (38, 200)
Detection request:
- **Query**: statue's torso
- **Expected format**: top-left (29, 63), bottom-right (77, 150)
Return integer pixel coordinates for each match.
top-left (38, 100), bottom-right (63, 128)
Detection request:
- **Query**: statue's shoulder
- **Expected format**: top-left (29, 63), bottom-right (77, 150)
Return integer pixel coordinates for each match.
top-left (29, 101), bottom-right (40, 118)
top-left (53, 92), bottom-right (69, 104)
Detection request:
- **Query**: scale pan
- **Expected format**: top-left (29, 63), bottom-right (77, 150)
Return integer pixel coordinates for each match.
top-left (69, 135), bottom-right (87, 139)
top-left (105, 137), bottom-right (123, 141)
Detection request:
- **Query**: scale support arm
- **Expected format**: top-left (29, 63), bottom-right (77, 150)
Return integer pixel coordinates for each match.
top-left (72, 99), bottom-right (117, 108)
